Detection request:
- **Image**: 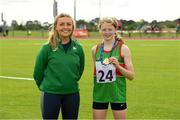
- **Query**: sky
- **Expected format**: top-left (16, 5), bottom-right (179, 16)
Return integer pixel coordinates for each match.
top-left (0, 0), bottom-right (180, 25)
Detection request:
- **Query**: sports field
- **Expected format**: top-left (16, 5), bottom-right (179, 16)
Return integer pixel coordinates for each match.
top-left (0, 38), bottom-right (180, 119)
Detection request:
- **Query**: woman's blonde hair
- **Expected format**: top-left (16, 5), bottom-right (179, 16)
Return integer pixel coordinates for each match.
top-left (98, 17), bottom-right (122, 41)
top-left (48, 13), bottom-right (75, 50)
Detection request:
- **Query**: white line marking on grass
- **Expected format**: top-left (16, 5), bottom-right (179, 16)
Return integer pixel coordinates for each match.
top-left (0, 76), bottom-right (33, 81)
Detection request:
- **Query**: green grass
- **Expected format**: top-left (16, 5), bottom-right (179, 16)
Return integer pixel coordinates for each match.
top-left (8, 30), bottom-right (49, 37)
top-left (0, 39), bottom-right (180, 119)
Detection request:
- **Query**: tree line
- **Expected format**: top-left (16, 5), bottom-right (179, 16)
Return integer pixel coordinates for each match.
top-left (10, 18), bottom-right (180, 32)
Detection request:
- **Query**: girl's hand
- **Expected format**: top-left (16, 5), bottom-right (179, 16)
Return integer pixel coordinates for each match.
top-left (109, 57), bottom-right (119, 67)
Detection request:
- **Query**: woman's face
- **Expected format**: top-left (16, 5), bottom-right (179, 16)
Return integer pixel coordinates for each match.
top-left (100, 22), bottom-right (116, 41)
top-left (55, 17), bottom-right (73, 39)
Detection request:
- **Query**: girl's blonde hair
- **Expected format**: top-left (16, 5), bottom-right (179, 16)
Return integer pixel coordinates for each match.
top-left (98, 17), bottom-right (122, 41)
top-left (98, 17), bottom-right (118, 30)
top-left (48, 13), bottom-right (75, 50)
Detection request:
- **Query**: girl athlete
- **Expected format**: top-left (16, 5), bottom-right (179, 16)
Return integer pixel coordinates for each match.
top-left (92, 17), bottom-right (134, 119)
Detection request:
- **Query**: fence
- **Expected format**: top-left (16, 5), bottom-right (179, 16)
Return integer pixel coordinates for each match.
top-left (1, 30), bottom-right (180, 39)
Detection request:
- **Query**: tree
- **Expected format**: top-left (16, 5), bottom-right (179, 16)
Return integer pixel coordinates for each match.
top-left (26, 21), bottom-right (34, 30)
top-left (76, 19), bottom-right (87, 29)
top-left (33, 20), bottom-right (42, 30)
top-left (17, 23), bottom-right (26, 30)
top-left (42, 22), bottom-right (51, 30)
top-left (121, 20), bottom-right (137, 30)
top-left (136, 19), bottom-right (148, 30)
top-left (150, 20), bottom-right (161, 31)
top-left (87, 21), bottom-right (97, 31)
top-left (11, 20), bottom-right (18, 30)
top-left (164, 20), bottom-right (176, 28)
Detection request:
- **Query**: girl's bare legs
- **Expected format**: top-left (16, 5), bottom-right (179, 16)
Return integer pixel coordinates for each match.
top-left (112, 109), bottom-right (126, 120)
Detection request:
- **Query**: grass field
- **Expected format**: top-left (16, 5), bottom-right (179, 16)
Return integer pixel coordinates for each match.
top-left (0, 38), bottom-right (180, 119)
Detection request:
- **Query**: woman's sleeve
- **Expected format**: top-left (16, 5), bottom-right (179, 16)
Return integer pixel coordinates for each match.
top-left (33, 45), bottom-right (49, 88)
top-left (79, 46), bottom-right (85, 79)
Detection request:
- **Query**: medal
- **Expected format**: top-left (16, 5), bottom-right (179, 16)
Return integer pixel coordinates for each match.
top-left (103, 58), bottom-right (109, 65)
top-left (100, 40), bottom-right (117, 65)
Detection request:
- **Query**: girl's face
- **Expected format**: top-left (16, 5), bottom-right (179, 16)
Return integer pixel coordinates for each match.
top-left (100, 22), bottom-right (116, 41)
top-left (55, 17), bottom-right (73, 39)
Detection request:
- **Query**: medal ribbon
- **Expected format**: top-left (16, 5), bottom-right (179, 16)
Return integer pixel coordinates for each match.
top-left (100, 39), bottom-right (117, 65)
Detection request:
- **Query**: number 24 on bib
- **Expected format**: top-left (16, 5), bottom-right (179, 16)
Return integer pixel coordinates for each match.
top-left (96, 61), bottom-right (116, 83)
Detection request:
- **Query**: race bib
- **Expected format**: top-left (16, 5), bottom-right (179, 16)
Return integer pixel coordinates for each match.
top-left (96, 61), bottom-right (116, 83)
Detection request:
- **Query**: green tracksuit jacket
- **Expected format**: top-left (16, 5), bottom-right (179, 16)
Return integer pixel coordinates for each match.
top-left (33, 39), bottom-right (85, 94)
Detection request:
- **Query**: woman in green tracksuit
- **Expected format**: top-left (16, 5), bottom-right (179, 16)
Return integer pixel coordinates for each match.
top-left (33, 13), bottom-right (84, 120)
top-left (92, 17), bottom-right (135, 119)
